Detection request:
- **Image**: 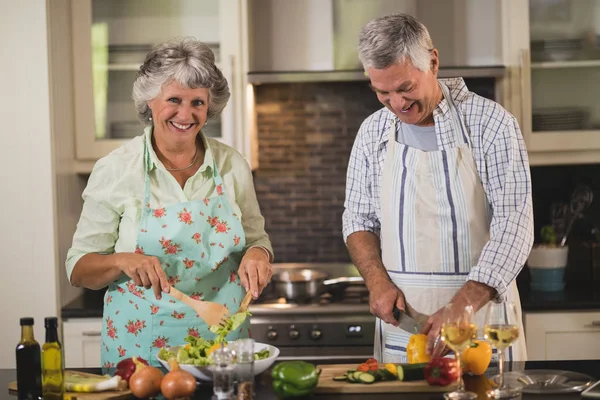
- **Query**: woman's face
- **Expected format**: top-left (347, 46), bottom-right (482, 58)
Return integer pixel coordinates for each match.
top-left (147, 80), bottom-right (209, 147)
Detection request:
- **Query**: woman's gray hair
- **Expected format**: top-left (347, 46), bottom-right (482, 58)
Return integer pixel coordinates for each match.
top-left (358, 13), bottom-right (434, 71)
top-left (132, 37), bottom-right (230, 124)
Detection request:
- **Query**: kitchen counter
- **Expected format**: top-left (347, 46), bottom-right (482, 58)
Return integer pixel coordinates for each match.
top-left (518, 282), bottom-right (600, 312)
top-left (3, 359), bottom-right (599, 400)
top-left (62, 283), bottom-right (600, 319)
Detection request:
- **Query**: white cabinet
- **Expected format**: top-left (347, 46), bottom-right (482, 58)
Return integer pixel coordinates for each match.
top-left (63, 319), bottom-right (103, 368)
top-left (70, 0), bottom-right (254, 170)
top-left (501, 0), bottom-right (600, 165)
top-left (524, 311), bottom-right (600, 361)
top-left (247, 0), bottom-right (502, 73)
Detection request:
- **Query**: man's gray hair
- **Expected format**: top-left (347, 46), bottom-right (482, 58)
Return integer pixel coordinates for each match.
top-left (358, 13), bottom-right (434, 71)
top-left (132, 37), bottom-right (230, 124)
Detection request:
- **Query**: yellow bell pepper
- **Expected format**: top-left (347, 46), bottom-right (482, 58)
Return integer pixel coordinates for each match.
top-left (462, 340), bottom-right (492, 375)
top-left (406, 333), bottom-right (431, 364)
top-left (385, 363), bottom-right (397, 377)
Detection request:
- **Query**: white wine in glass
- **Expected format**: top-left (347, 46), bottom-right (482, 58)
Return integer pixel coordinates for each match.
top-left (440, 304), bottom-right (477, 400)
top-left (484, 302), bottom-right (522, 398)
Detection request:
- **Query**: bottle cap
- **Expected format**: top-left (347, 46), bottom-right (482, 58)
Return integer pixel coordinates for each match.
top-left (44, 317), bottom-right (58, 328)
top-left (20, 317), bottom-right (34, 326)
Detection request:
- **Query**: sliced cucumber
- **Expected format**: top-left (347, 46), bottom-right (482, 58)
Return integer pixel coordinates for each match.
top-left (332, 375), bottom-right (348, 381)
top-left (396, 364), bottom-right (425, 381)
top-left (380, 369), bottom-right (396, 381)
top-left (358, 372), bottom-right (376, 384)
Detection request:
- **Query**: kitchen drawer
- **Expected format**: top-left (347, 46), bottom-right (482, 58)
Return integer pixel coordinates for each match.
top-left (524, 311), bottom-right (600, 361)
top-left (62, 318), bottom-right (102, 368)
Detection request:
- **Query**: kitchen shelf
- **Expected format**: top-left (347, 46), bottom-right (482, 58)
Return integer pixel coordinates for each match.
top-left (531, 59), bottom-right (600, 69)
top-left (529, 130), bottom-right (600, 151)
top-left (73, 160), bottom-right (96, 174)
top-left (99, 63), bottom-right (141, 71)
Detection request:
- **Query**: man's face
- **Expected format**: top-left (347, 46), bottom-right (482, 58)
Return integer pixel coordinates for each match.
top-left (366, 51), bottom-right (440, 126)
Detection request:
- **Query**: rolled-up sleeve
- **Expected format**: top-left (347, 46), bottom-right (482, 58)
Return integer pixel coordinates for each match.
top-left (65, 158), bottom-right (121, 282)
top-left (232, 155), bottom-right (274, 262)
top-left (468, 114), bottom-right (534, 299)
top-left (342, 122), bottom-right (381, 242)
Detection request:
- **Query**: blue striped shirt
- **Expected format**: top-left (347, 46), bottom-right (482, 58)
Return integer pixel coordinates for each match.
top-left (342, 78), bottom-right (534, 298)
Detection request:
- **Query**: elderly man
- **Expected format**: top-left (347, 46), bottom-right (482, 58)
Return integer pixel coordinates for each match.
top-left (342, 13), bottom-right (533, 363)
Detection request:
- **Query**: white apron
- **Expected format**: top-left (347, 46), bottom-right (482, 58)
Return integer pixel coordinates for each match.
top-left (374, 82), bottom-right (527, 363)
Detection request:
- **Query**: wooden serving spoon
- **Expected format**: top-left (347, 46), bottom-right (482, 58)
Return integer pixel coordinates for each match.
top-left (168, 286), bottom-right (231, 326)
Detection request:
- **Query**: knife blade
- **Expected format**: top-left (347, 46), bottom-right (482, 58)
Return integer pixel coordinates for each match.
top-left (392, 306), bottom-right (423, 334)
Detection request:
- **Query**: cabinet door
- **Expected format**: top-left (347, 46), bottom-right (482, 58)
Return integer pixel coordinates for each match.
top-left (524, 311), bottom-right (600, 361)
top-left (63, 319), bottom-right (103, 368)
top-left (522, 0), bottom-right (600, 162)
top-left (70, 0), bottom-right (243, 162)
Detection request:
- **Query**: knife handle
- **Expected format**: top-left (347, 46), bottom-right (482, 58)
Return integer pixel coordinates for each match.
top-left (392, 305), bottom-right (401, 321)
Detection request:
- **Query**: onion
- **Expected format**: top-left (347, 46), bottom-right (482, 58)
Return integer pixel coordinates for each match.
top-left (128, 357), bottom-right (163, 398)
top-left (160, 358), bottom-right (197, 400)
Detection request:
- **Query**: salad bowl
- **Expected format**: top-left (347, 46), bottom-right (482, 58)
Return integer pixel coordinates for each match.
top-left (157, 340), bottom-right (280, 382)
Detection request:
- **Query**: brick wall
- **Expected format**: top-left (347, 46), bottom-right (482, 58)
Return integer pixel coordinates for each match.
top-left (253, 79), bottom-right (496, 262)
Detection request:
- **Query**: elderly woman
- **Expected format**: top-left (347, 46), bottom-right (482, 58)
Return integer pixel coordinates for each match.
top-left (66, 37), bottom-right (273, 368)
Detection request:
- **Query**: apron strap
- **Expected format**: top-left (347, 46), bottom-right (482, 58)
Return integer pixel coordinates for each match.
top-left (439, 82), bottom-right (471, 148)
top-left (143, 137), bottom-right (153, 209)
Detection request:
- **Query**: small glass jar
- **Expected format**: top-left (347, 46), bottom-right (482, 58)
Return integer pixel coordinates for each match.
top-left (234, 338), bottom-right (255, 400)
top-left (210, 345), bottom-right (235, 400)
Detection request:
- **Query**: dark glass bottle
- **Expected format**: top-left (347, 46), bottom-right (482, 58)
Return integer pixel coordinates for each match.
top-left (42, 317), bottom-right (64, 400)
top-left (16, 317), bottom-right (43, 400)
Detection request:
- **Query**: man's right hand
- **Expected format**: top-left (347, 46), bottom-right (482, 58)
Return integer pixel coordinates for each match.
top-left (114, 253), bottom-right (170, 300)
top-left (368, 278), bottom-right (406, 326)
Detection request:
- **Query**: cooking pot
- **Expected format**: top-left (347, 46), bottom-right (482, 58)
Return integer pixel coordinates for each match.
top-left (272, 269), bottom-right (364, 302)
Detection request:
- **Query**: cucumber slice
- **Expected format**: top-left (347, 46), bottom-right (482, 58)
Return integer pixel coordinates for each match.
top-left (358, 372), bottom-right (376, 384)
top-left (332, 375), bottom-right (348, 381)
top-left (352, 371), bottom-right (364, 381)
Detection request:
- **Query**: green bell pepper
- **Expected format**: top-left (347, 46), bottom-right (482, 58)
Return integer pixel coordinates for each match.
top-left (271, 361), bottom-right (321, 398)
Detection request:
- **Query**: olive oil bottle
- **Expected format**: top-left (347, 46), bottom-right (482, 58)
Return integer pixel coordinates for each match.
top-left (42, 317), bottom-right (64, 400)
top-left (16, 317), bottom-right (43, 400)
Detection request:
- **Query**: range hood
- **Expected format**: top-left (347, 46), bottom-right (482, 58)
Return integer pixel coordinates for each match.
top-left (247, 0), bottom-right (505, 84)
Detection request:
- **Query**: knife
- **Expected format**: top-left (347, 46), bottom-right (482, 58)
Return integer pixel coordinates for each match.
top-left (392, 306), bottom-right (423, 334)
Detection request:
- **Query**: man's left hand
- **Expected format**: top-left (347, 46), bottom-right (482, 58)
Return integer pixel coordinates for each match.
top-left (420, 307), bottom-right (449, 357)
top-left (239, 247), bottom-right (272, 299)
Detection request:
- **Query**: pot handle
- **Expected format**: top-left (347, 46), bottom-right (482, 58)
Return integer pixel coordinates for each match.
top-left (323, 276), bottom-right (363, 286)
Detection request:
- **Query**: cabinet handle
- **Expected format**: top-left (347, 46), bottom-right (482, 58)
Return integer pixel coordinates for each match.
top-left (590, 320), bottom-right (600, 326)
top-left (82, 331), bottom-right (101, 337)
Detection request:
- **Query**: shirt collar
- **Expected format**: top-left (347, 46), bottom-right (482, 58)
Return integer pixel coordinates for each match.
top-left (377, 77), bottom-right (469, 148)
top-left (143, 125), bottom-right (215, 173)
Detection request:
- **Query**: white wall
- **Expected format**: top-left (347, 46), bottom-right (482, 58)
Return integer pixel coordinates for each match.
top-left (0, 0), bottom-right (60, 367)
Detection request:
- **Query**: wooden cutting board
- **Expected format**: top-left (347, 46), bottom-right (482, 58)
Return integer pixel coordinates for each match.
top-left (315, 364), bottom-right (458, 393)
top-left (8, 371), bottom-right (131, 400)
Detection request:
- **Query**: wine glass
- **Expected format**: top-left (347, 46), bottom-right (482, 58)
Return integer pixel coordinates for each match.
top-left (440, 303), bottom-right (478, 400)
top-left (484, 301), bottom-right (522, 398)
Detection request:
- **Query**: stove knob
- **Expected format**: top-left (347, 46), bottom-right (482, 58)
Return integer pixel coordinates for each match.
top-left (267, 330), bottom-right (278, 340)
top-left (289, 329), bottom-right (300, 340)
top-left (310, 329), bottom-right (322, 341)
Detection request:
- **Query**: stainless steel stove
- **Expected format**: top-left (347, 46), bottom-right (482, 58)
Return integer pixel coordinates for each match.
top-left (248, 263), bottom-right (375, 361)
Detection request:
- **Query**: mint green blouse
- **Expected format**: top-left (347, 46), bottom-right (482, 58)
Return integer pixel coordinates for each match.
top-left (66, 127), bottom-right (273, 281)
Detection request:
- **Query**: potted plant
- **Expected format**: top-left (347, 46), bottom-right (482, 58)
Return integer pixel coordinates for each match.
top-left (527, 225), bottom-right (568, 291)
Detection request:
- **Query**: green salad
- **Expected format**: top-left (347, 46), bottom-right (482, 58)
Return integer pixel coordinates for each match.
top-left (157, 311), bottom-right (270, 366)
top-left (210, 310), bottom-right (250, 343)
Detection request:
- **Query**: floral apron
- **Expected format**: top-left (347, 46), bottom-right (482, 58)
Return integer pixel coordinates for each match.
top-left (101, 139), bottom-right (249, 369)
top-left (374, 82), bottom-right (527, 363)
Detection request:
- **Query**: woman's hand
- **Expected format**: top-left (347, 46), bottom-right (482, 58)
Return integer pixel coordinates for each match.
top-left (114, 253), bottom-right (170, 299)
top-left (238, 247), bottom-right (272, 298)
